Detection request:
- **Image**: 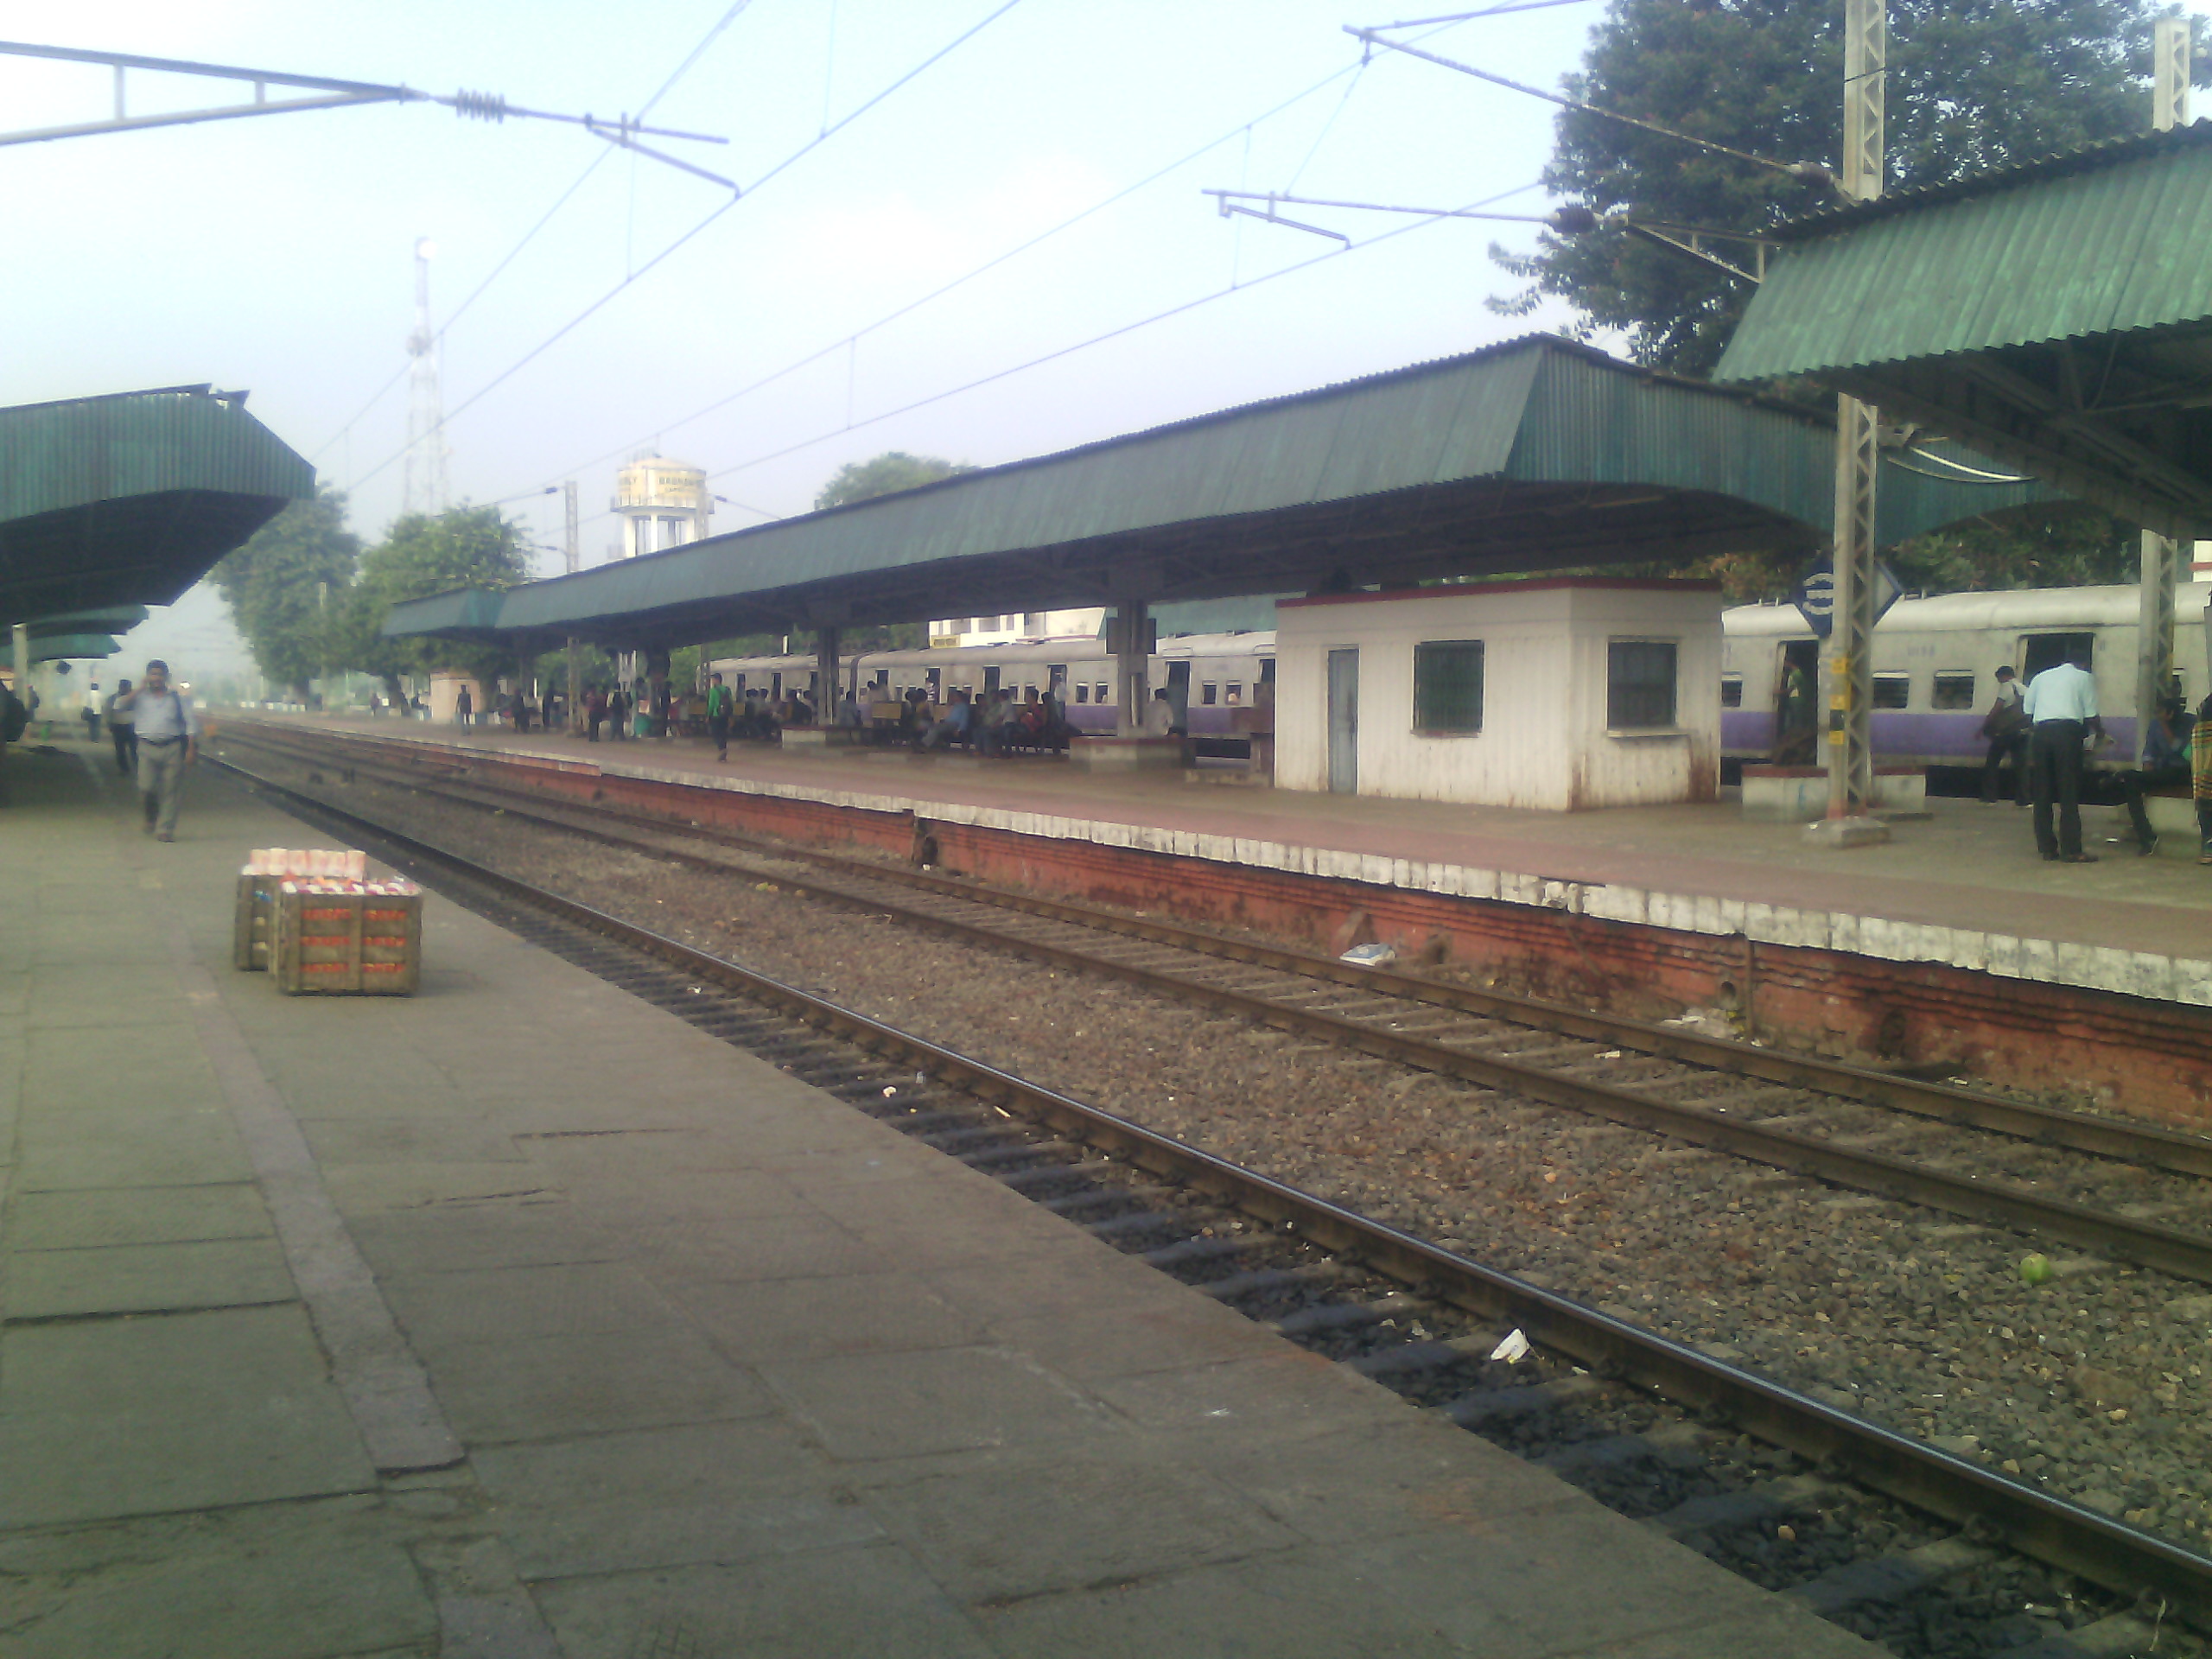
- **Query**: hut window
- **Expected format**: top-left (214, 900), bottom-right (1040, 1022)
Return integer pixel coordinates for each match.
top-left (1414, 640), bottom-right (1484, 734)
top-left (1607, 640), bottom-right (1676, 729)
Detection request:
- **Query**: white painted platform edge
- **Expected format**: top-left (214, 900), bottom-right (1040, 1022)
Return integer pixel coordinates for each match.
top-left (347, 733), bottom-right (2212, 1011)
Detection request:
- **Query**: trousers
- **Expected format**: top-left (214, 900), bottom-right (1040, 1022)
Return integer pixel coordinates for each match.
top-left (137, 741), bottom-right (187, 836)
top-left (2028, 720), bottom-right (2086, 859)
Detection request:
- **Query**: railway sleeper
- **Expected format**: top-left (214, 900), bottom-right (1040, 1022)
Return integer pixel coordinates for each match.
top-left (1197, 1264), bottom-right (1347, 1301)
top-left (1647, 1473), bottom-right (1839, 1540)
top-left (1142, 1232), bottom-right (1268, 1270)
top-left (1785, 1535), bottom-right (1996, 1618)
top-left (1272, 1292), bottom-right (1427, 1338)
top-left (1538, 1421), bottom-right (1714, 1477)
top-left (1039, 1184), bottom-right (1177, 1217)
top-left (1443, 1374), bottom-right (1610, 1429)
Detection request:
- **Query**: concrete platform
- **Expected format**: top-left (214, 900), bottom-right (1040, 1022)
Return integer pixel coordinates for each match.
top-left (0, 743), bottom-right (1876, 1656)
top-left (257, 712), bottom-right (2212, 1008)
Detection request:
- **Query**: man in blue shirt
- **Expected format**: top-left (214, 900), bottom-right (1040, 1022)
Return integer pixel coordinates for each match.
top-left (2118, 695), bottom-right (2192, 857)
top-left (2022, 650), bottom-right (2101, 863)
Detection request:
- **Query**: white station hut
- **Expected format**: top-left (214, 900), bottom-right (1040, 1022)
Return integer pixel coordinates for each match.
top-left (1272, 578), bottom-right (1724, 810)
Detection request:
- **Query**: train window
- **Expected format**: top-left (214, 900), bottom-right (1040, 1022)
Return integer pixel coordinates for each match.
top-left (2023, 632), bottom-right (2094, 680)
top-left (1227, 682), bottom-right (1244, 704)
top-left (1719, 674), bottom-right (1744, 709)
top-left (1931, 671), bottom-right (1975, 710)
top-left (1414, 640), bottom-right (1484, 734)
top-left (1073, 683), bottom-right (1090, 703)
top-left (1872, 674), bottom-right (1910, 709)
top-left (1607, 640), bottom-right (1677, 729)
top-left (1094, 682), bottom-right (1109, 703)
top-left (1201, 683), bottom-right (1217, 706)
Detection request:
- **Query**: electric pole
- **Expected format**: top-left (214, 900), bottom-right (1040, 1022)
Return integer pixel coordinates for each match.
top-left (1819, 0), bottom-right (1886, 839)
top-left (2135, 16), bottom-right (2192, 753)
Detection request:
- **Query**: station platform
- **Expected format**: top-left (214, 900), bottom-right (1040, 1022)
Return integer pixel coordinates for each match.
top-left (251, 713), bottom-right (2212, 1009)
top-left (0, 742), bottom-right (1874, 1657)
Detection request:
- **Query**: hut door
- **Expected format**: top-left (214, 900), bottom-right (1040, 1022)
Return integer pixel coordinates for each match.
top-left (1326, 649), bottom-right (1359, 794)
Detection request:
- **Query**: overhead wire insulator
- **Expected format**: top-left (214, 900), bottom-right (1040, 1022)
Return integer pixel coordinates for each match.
top-left (1548, 203), bottom-right (1600, 234)
top-left (452, 89), bottom-right (509, 122)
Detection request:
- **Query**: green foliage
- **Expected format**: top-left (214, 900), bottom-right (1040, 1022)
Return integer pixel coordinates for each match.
top-left (1496, 0), bottom-right (2198, 373)
top-left (1892, 503), bottom-right (2140, 593)
top-left (813, 451), bottom-right (973, 512)
top-left (211, 486), bottom-right (360, 698)
top-left (327, 506), bottom-right (533, 694)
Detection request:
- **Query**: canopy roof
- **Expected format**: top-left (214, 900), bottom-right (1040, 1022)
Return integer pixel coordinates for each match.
top-left (18, 604), bottom-right (148, 639)
top-left (388, 334), bottom-right (2048, 651)
top-left (27, 632), bottom-right (120, 664)
top-left (0, 385), bottom-right (315, 626)
top-left (1716, 122), bottom-right (2212, 537)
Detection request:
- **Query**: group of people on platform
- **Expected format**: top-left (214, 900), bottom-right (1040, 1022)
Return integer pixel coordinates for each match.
top-left (906, 683), bottom-right (1072, 754)
top-left (1977, 650), bottom-right (2212, 864)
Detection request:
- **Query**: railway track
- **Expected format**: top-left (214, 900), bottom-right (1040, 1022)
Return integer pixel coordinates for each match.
top-left (222, 723), bottom-right (2212, 1289)
top-left (208, 740), bottom-right (2212, 1651)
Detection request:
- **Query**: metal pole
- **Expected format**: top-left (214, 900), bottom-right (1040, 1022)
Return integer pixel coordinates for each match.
top-left (1826, 0), bottom-right (1885, 827)
top-left (317, 580), bottom-right (328, 712)
top-left (2135, 19), bottom-right (2190, 759)
top-left (1113, 599), bottom-right (1151, 737)
top-left (563, 479), bottom-right (582, 734)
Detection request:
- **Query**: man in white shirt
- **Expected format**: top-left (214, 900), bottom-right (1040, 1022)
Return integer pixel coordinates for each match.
top-left (110, 659), bottom-right (200, 842)
top-left (2022, 652), bottom-right (2101, 863)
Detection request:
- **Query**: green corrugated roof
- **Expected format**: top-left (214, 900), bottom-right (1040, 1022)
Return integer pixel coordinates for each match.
top-left (27, 632), bottom-right (120, 663)
top-left (0, 385), bottom-right (315, 621)
top-left (391, 335), bottom-right (2052, 647)
top-left (1717, 122), bottom-right (2212, 380)
top-left (9, 605), bottom-right (149, 638)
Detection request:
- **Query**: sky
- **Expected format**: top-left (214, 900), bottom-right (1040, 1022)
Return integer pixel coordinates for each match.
top-left (5, 0), bottom-right (2205, 682)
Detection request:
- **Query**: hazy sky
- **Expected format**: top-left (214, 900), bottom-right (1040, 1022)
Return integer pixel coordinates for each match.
top-left (8, 0), bottom-right (2203, 679)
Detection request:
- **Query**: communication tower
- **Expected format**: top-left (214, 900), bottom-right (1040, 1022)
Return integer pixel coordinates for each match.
top-left (613, 455), bottom-right (712, 558)
top-left (402, 237), bottom-right (449, 518)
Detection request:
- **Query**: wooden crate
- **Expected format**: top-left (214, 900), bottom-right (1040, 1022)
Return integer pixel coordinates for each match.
top-left (233, 872), bottom-right (280, 971)
top-left (272, 885), bottom-right (423, 995)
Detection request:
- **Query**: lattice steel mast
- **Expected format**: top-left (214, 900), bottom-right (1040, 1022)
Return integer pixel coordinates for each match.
top-left (402, 238), bottom-right (449, 519)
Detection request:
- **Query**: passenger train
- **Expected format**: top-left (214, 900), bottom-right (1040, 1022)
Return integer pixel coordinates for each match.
top-left (711, 579), bottom-right (2211, 769)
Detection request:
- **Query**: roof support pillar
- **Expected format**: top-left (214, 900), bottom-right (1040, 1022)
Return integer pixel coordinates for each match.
top-left (2135, 20), bottom-right (2192, 760)
top-left (1815, 0), bottom-right (1890, 842)
top-left (1109, 599), bottom-right (1153, 737)
top-left (816, 626), bottom-right (841, 717)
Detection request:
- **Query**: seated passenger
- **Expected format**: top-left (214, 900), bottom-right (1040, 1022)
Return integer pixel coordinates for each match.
top-left (1141, 688), bottom-right (1175, 737)
top-left (978, 690), bottom-right (1014, 756)
top-left (922, 690), bottom-right (974, 750)
top-left (2120, 694), bottom-right (2195, 855)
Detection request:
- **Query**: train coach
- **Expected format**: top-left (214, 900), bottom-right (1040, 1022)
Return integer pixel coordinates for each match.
top-left (709, 631), bottom-right (1278, 736)
top-left (708, 578), bottom-right (2211, 772)
top-left (1723, 580), bottom-right (2212, 776)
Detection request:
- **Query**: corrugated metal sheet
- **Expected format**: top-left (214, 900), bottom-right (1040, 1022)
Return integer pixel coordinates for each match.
top-left (0, 386), bottom-right (315, 524)
top-left (27, 632), bottom-right (119, 663)
top-left (402, 335), bottom-right (2050, 644)
top-left (1717, 134), bottom-right (2212, 380)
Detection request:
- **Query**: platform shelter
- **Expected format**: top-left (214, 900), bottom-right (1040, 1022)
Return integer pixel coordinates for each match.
top-left (387, 334), bottom-right (2048, 735)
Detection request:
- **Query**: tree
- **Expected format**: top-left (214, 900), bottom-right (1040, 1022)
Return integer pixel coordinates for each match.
top-left (1494, 0), bottom-right (2196, 375)
top-left (211, 486), bottom-right (360, 699)
top-left (814, 451), bottom-right (973, 512)
top-left (327, 506), bottom-right (533, 699)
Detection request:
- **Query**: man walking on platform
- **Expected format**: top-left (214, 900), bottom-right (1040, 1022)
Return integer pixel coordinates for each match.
top-left (706, 672), bottom-right (733, 761)
top-left (2024, 648), bottom-right (2101, 863)
top-left (111, 659), bottom-right (198, 842)
top-left (106, 677), bottom-right (137, 775)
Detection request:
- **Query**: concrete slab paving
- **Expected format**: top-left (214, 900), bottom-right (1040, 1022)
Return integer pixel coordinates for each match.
top-left (0, 747), bottom-right (1883, 1656)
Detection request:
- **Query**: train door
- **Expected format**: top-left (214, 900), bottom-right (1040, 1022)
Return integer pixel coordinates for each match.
top-left (2021, 632), bottom-right (2094, 682)
top-left (1326, 648), bottom-right (1359, 794)
top-left (1775, 639), bottom-right (1818, 762)
top-left (1166, 660), bottom-right (1191, 729)
top-left (983, 665), bottom-right (1001, 696)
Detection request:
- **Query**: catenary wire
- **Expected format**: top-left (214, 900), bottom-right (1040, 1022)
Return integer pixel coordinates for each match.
top-left (306, 0), bottom-right (761, 466)
top-left (695, 180), bottom-right (1541, 489)
top-left (518, 11), bottom-right (1497, 519)
top-left (344, 0), bottom-right (1025, 499)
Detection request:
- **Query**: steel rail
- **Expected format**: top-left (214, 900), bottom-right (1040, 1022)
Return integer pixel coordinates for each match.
top-left (207, 749), bottom-right (2212, 1630)
top-left (218, 729), bottom-right (2212, 1282)
top-left (225, 720), bottom-right (2212, 1181)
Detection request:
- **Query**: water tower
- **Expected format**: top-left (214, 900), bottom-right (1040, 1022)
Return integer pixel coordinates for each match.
top-left (613, 456), bottom-right (711, 559)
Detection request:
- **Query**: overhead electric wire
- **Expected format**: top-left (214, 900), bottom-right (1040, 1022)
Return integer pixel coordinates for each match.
top-left (520, 10), bottom-right (1499, 523)
top-left (695, 180), bottom-right (1541, 490)
top-left (306, 0), bottom-right (760, 465)
top-left (344, 0), bottom-right (1025, 499)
